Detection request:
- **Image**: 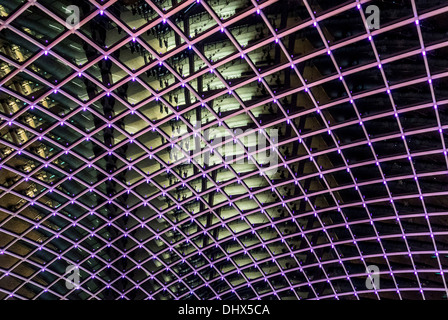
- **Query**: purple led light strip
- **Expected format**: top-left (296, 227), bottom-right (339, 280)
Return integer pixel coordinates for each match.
top-left (1, 0), bottom-right (448, 300)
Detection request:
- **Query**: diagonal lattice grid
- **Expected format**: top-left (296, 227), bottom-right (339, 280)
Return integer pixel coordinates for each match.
top-left (0, 0), bottom-right (448, 300)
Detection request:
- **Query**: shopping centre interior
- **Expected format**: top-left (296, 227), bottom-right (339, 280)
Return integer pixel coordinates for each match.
top-left (0, 0), bottom-right (448, 300)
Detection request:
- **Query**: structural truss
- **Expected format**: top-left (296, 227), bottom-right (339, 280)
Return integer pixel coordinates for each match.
top-left (0, 0), bottom-right (448, 300)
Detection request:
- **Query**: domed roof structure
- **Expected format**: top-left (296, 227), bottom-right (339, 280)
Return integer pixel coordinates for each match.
top-left (0, 0), bottom-right (447, 300)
